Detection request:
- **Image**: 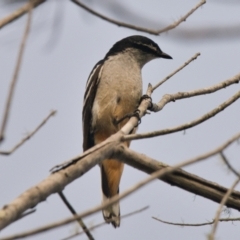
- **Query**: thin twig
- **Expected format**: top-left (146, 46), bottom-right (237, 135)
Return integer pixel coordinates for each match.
top-left (152, 216), bottom-right (240, 227)
top-left (123, 90), bottom-right (240, 141)
top-left (70, 0), bottom-right (206, 35)
top-left (220, 152), bottom-right (240, 178)
top-left (58, 192), bottom-right (94, 240)
top-left (0, 2), bottom-right (33, 144)
top-left (2, 132), bottom-right (240, 240)
top-left (152, 53), bottom-right (200, 91)
top-left (61, 206), bottom-right (149, 240)
top-left (14, 209), bottom-right (36, 223)
top-left (151, 73), bottom-right (240, 113)
top-left (0, 110), bottom-right (56, 155)
top-left (0, 0), bottom-right (45, 30)
top-left (208, 178), bottom-right (240, 240)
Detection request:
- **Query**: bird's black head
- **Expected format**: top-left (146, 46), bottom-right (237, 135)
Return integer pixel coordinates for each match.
top-left (105, 35), bottom-right (172, 60)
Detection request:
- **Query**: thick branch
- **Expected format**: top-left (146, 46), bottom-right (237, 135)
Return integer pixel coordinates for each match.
top-left (0, 141), bottom-right (117, 230)
top-left (0, 72), bottom-right (239, 234)
top-left (116, 143), bottom-right (240, 211)
top-left (1, 132), bottom-right (240, 231)
top-left (2, 132), bottom-right (240, 239)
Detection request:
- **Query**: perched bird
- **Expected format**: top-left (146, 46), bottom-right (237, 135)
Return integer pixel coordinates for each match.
top-left (82, 35), bottom-right (172, 228)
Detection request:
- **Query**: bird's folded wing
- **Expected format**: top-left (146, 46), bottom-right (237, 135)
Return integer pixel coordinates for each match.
top-left (82, 59), bottom-right (104, 151)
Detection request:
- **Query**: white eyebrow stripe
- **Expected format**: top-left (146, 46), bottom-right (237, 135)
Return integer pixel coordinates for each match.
top-left (133, 42), bottom-right (158, 52)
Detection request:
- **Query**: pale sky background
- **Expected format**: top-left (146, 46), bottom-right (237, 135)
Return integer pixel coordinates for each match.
top-left (0, 0), bottom-right (240, 239)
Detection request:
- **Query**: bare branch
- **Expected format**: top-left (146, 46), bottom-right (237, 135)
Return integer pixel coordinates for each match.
top-left (61, 206), bottom-right (149, 240)
top-left (58, 192), bottom-right (94, 240)
top-left (1, 132), bottom-right (240, 239)
top-left (208, 178), bottom-right (240, 240)
top-left (0, 110), bottom-right (56, 155)
top-left (152, 216), bottom-right (240, 227)
top-left (0, 141), bottom-right (117, 231)
top-left (0, 73), bottom-right (239, 233)
top-left (118, 132), bottom-right (240, 208)
top-left (0, 3), bottom-right (33, 144)
top-left (152, 53), bottom-right (201, 91)
top-left (70, 0), bottom-right (206, 36)
top-left (0, 0), bottom-right (45, 30)
top-left (124, 90), bottom-right (240, 141)
top-left (151, 73), bottom-right (240, 113)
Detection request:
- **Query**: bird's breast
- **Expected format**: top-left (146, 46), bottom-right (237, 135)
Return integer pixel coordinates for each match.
top-left (92, 55), bottom-right (143, 129)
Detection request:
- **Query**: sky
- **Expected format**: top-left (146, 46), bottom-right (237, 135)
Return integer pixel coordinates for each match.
top-left (0, 0), bottom-right (240, 239)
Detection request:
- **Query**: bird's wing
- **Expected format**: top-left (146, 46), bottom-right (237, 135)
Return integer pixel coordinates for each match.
top-left (82, 59), bottom-right (104, 151)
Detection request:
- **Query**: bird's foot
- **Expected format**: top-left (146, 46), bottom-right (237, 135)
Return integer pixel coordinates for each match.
top-left (139, 94), bottom-right (153, 110)
top-left (116, 109), bottom-right (141, 127)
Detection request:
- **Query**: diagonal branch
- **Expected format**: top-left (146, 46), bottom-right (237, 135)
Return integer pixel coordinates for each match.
top-left (0, 0), bottom-right (45, 30)
top-left (58, 192), bottom-right (94, 240)
top-left (70, 0), bottom-right (206, 36)
top-left (0, 2), bottom-right (33, 144)
top-left (151, 73), bottom-right (240, 113)
top-left (1, 132), bottom-right (240, 234)
top-left (123, 90), bottom-right (240, 141)
top-left (1, 132), bottom-right (240, 239)
top-left (0, 141), bottom-right (117, 231)
top-left (0, 110), bottom-right (56, 155)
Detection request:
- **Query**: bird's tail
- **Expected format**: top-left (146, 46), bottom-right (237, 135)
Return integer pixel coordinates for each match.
top-left (102, 193), bottom-right (120, 228)
top-left (101, 160), bottom-right (124, 228)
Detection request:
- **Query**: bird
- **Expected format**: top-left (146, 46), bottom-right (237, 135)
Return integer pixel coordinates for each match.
top-left (82, 35), bottom-right (172, 228)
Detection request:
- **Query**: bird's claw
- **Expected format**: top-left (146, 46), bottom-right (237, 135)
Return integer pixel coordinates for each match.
top-left (133, 109), bottom-right (141, 127)
top-left (116, 109), bottom-right (141, 127)
top-left (139, 94), bottom-right (153, 110)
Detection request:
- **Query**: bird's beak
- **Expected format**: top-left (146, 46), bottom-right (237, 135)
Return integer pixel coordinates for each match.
top-left (159, 51), bottom-right (172, 59)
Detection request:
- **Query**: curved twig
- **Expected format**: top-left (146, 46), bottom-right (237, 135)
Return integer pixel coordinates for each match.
top-left (0, 110), bottom-right (56, 155)
top-left (70, 0), bottom-right (206, 35)
top-left (152, 216), bottom-right (240, 227)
